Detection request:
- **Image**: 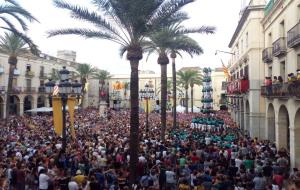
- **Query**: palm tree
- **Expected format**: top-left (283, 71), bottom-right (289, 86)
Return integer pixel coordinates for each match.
top-left (0, 32), bottom-right (38, 116)
top-left (0, 0), bottom-right (38, 54)
top-left (145, 24), bottom-right (212, 140)
top-left (93, 70), bottom-right (111, 109)
top-left (48, 0), bottom-right (196, 183)
top-left (177, 69), bottom-right (200, 113)
top-left (75, 63), bottom-right (96, 108)
top-left (190, 73), bottom-right (202, 113)
top-left (169, 25), bottom-right (215, 128)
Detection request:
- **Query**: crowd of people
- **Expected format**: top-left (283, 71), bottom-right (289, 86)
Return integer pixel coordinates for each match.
top-left (0, 108), bottom-right (299, 190)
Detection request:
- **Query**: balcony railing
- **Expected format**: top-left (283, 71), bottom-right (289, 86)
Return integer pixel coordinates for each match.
top-left (38, 86), bottom-right (46, 93)
top-left (261, 82), bottom-right (300, 98)
top-left (11, 86), bottom-right (22, 94)
top-left (24, 87), bottom-right (36, 93)
top-left (25, 71), bottom-right (35, 78)
top-left (288, 22), bottom-right (300, 48)
top-left (262, 47), bottom-right (273, 63)
top-left (227, 79), bottom-right (249, 95)
top-left (272, 37), bottom-right (286, 57)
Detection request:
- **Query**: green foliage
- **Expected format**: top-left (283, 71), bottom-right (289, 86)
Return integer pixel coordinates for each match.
top-left (0, 0), bottom-right (39, 55)
top-left (177, 69), bottom-right (202, 89)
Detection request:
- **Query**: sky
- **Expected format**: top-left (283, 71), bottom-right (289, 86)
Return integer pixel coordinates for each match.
top-left (19, 0), bottom-right (244, 74)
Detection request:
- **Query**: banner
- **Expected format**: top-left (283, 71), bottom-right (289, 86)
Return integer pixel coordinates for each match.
top-left (67, 97), bottom-right (76, 139)
top-left (52, 97), bottom-right (63, 136)
top-left (144, 99), bottom-right (152, 113)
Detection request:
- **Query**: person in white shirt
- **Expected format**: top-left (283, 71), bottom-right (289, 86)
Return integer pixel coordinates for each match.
top-left (68, 178), bottom-right (79, 190)
top-left (38, 169), bottom-right (50, 190)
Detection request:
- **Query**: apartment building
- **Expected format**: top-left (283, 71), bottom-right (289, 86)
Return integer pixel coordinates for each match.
top-left (261, 0), bottom-right (300, 168)
top-left (0, 51), bottom-right (78, 118)
top-left (227, 0), bottom-right (266, 139)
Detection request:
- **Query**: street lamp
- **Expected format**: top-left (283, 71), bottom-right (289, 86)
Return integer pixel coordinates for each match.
top-left (139, 83), bottom-right (155, 135)
top-left (45, 66), bottom-right (82, 151)
top-left (45, 79), bottom-right (55, 107)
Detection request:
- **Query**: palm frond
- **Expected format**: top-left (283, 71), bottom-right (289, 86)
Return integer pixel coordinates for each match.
top-left (176, 25), bottom-right (216, 35)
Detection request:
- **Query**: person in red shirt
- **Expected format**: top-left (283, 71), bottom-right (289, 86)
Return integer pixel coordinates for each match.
top-left (273, 171), bottom-right (284, 188)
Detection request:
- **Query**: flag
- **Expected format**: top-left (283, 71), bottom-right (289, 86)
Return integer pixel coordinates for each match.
top-left (53, 85), bottom-right (59, 96)
top-left (67, 97), bottom-right (76, 139)
top-left (221, 59), bottom-right (230, 79)
top-left (52, 97), bottom-right (62, 136)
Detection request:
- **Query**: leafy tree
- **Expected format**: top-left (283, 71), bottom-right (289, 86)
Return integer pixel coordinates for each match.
top-left (48, 0), bottom-right (196, 183)
top-left (177, 69), bottom-right (201, 113)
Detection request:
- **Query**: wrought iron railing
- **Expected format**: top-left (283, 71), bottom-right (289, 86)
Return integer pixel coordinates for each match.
top-left (287, 22), bottom-right (300, 48)
top-left (261, 82), bottom-right (300, 98)
top-left (24, 87), bottom-right (36, 93)
top-left (262, 47), bottom-right (273, 63)
top-left (272, 37), bottom-right (286, 57)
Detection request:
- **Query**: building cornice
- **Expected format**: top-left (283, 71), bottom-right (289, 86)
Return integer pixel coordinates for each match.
top-left (261, 0), bottom-right (284, 26)
top-left (229, 5), bottom-right (265, 48)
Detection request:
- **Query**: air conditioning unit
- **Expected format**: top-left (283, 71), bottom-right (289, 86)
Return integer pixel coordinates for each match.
top-left (0, 67), bottom-right (4, 74)
top-left (13, 69), bottom-right (20, 76)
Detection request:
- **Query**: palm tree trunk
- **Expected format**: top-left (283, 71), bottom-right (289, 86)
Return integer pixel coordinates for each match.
top-left (160, 63), bottom-right (167, 141)
top-left (172, 58), bottom-right (176, 129)
top-left (129, 60), bottom-right (139, 184)
top-left (185, 86), bottom-right (188, 114)
top-left (5, 62), bottom-right (15, 116)
top-left (191, 85), bottom-right (194, 113)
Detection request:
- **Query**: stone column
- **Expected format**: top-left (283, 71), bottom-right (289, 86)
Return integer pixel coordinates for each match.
top-left (1, 102), bottom-right (6, 119)
top-left (19, 101), bottom-right (24, 116)
top-left (275, 118), bottom-right (288, 150)
top-left (249, 112), bottom-right (266, 139)
top-left (289, 126), bottom-right (300, 169)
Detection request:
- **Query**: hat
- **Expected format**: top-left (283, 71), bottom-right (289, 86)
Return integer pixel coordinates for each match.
top-left (76, 170), bottom-right (82, 175)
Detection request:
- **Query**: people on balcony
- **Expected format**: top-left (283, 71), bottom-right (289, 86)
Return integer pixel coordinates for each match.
top-left (297, 69), bottom-right (300, 81)
top-left (278, 76), bottom-right (283, 84)
top-left (288, 73), bottom-right (297, 83)
top-left (273, 76), bottom-right (278, 84)
top-left (265, 77), bottom-right (272, 96)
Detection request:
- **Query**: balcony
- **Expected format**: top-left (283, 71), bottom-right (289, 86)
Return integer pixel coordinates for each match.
top-left (262, 47), bottom-right (273, 63)
top-left (261, 82), bottom-right (300, 98)
top-left (288, 22), bottom-right (300, 48)
top-left (25, 71), bottom-right (35, 78)
top-left (11, 86), bottom-right (22, 94)
top-left (13, 69), bottom-right (20, 76)
top-left (226, 79), bottom-right (249, 95)
top-left (38, 86), bottom-right (46, 93)
top-left (272, 37), bottom-right (286, 57)
top-left (24, 87), bottom-right (36, 93)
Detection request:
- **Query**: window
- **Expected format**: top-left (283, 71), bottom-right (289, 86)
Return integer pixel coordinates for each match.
top-left (268, 33), bottom-right (272, 47)
top-left (241, 39), bottom-right (244, 54)
top-left (244, 65), bottom-right (249, 78)
top-left (280, 61), bottom-right (286, 82)
top-left (268, 66), bottom-right (272, 77)
top-left (26, 79), bottom-right (31, 88)
top-left (240, 68), bottom-right (244, 77)
top-left (40, 80), bottom-right (44, 86)
top-left (26, 64), bottom-right (31, 72)
top-left (280, 20), bottom-right (285, 37)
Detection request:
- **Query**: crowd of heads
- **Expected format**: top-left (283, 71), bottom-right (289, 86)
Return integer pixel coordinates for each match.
top-left (0, 108), bottom-right (299, 190)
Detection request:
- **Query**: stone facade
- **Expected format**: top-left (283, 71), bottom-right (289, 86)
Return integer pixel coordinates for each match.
top-left (261, 0), bottom-right (300, 168)
top-left (227, 0), bottom-right (266, 139)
